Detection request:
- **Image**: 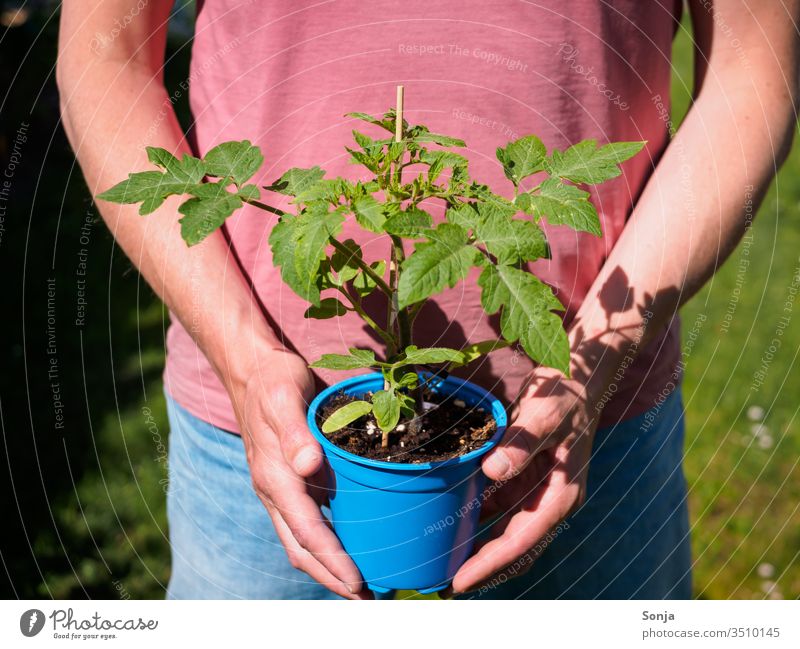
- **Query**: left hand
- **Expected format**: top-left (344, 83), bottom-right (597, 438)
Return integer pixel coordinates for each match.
top-left (450, 367), bottom-right (600, 594)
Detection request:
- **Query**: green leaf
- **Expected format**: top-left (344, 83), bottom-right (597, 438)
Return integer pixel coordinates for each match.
top-left (496, 135), bottom-right (547, 185)
top-left (98, 150), bottom-right (205, 215)
top-left (346, 148), bottom-right (381, 173)
top-left (177, 183), bottom-right (243, 246)
top-left (268, 166), bottom-right (326, 196)
top-left (445, 202), bottom-right (481, 231)
top-left (236, 184), bottom-right (261, 201)
top-left (478, 264), bottom-right (569, 373)
top-left (455, 340), bottom-right (511, 366)
top-left (475, 217), bottom-right (549, 264)
top-left (545, 140), bottom-right (645, 184)
top-left (325, 239), bottom-right (362, 286)
top-left (372, 389), bottom-right (401, 432)
top-left (419, 149), bottom-right (468, 183)
top-left (397, 223), bottom-right (482, 308)
top-left (352, 260), bottom-right (387, 297)
top-left (352, 195), bottom-right (386, 232)
top-left (321, 400), bottom-right (373, 433)
top-left (310, 348), bottom-right (379, 370)
top-left (409, 127), bottom-right (466, 147)
top-left (396, 372), bottom-right (419, 389)
top-left (146, 148), bottom-right (205, 184)
top-left (397, 345), bottom-right (464, 366)
top-left (293, 207), bottom-right (345, 304)
top-left (524, 179), bottom-right (601, 236)
top-left (269, 216), bottom-right (306, 299)
top-left (384, 207), bottom-right (432, 238)
top-left (296, 178), bottom-right (355, 204)
top-left (304, 298), bottom-right (349, 319)
top-left (346, 111), bottom-right (392, 130)
top-left (203, 141), bottom-right (264, 186)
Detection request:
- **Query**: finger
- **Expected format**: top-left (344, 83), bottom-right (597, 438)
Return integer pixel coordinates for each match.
top-left (266, 503), bottom-right (373, 600)
top-left (452, 472), bottom-right (574, 593)
top-left (266, 386), bottom-right (324, 477)
top-left (260, 455), bottom-right (365, 592)
top-left (480, 451), bottom-right (552, 520)
top-left (250, 432), bottom-right (365, 593)
top-left (482, 420), bottom-right (554, 483)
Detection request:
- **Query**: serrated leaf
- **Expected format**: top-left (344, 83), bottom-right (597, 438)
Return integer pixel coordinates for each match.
top-left (310, 348), bottom-right (379, 370)
top-left (475, 217), bottom-right (549, 264)
top-left (372, 389), bottom-right (401, 432)
top-left (445, 203), bottom-right (481, 230)
top-left (396, 372), bottom-right (419, 389)
top-left (384, 207), bottom-right (432, 238)
top-left (321, 400), bottom-right (373, 433)
top-left (97, 157), bottom-right (203, 215)
top-left (455, 340), bottom-right (511, 366)
top-left (203, 140), bottom-right (263, 186)
top-left (269, 216), bottom-right (313, 301)
top-left (352, 195), bottom-right (386, 232)
top-left (304, 298), bottom-right (349, 319)
top-left (524, 178), bottom-right (601, 236)
top-left (496, 135), bottom-right (547, 185)
top-left (545, 140), bottom-right (645, 184)
top-left (293, 207), bottom-right (345, 304)
top-left (345, 110), bottom-right (401, 135)
top-left (397, 345), bottom-right (464, 366)
top-left (177, 183), bottom-right (243, 246)
top-left (346, 147), bottom-right (381, 173)
top-left (236, 184), bottom-right (261, 201)
top-left (267, 166), bottom-right (326, 197)
top-left (410, 128), bottom-right (466, 147)
top-left (419, 149), bottom-right (468, 182)
top-left (397, 223), bottom-right (482, 308)
top-left (146, 148), bottom-right (205, 184)
top-left (296, 178), bottom-right (355, 204)
top-left (325, 239), bottom-right (362, 286)
top-left (478, 264), bottom-right (569, 373)
top-left (352, 261), bottom-right (387, 297)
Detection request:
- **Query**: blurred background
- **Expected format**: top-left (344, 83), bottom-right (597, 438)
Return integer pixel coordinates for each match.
top-left (1, 2), bottom-right (798, 599)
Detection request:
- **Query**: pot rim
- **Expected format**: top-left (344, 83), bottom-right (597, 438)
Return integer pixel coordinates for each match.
top-left (307, 371), bottom-right (507, 472)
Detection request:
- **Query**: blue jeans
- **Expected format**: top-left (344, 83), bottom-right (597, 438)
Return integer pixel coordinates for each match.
top-left (165, 388), bottom-right (692, 599)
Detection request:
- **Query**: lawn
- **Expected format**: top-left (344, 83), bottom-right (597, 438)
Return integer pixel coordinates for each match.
top-left (4, 9), bottom-right (797, 600)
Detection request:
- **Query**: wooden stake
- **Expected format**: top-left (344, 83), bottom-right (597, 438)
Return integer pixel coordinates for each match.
top-left (395, 85), bottom-right (404, 142)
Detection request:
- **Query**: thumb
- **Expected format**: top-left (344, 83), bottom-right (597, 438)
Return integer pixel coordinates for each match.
top-left (268, 389), bottom-right (323, 477)
top-left (482, 414), bottom-right (556, 482)
top-left (481, 424), bottom-right (535, 482)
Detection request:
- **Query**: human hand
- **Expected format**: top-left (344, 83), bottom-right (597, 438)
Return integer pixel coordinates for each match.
top-left (450, 367), bottom-right (599, 594)
top-left (226, 346), bottom-right (370, 599)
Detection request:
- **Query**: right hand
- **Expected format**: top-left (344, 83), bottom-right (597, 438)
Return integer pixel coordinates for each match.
top-left (227, 347), bottom-right (370, 599)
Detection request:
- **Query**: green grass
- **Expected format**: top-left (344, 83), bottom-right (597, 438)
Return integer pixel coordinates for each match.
top-left (29, 13), bottom-right (800, 600)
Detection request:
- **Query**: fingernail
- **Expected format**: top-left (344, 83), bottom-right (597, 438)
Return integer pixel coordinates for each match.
top-left (483, 449), bottom-right (510, 479)
top-left (293, 447), bottom-right (322, 475)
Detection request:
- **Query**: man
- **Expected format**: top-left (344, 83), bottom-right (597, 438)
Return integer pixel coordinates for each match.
top-left (58, 1), bottom-right (798, 599)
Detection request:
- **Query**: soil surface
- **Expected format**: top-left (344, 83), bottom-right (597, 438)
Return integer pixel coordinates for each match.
top-left (318, 387), bottom-right (496, 463)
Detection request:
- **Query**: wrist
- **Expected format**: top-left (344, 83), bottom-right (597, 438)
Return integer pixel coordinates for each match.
top-left (211, 326), bottom-right (294, 397)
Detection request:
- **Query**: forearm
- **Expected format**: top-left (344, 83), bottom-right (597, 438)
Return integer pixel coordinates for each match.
top-left (58, 62), bottom-right (283, 392)
top-left (570, 71), bottom-right (796, 401)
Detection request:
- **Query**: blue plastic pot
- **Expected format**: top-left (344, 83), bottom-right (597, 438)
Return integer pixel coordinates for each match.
top-left (307, 372), bottom-right (507, 594)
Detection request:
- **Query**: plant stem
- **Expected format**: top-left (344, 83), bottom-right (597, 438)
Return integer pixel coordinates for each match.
top-left (329, 239), bottom-right (393, 297)
top-left (389, 235), bottom-right (412, 350)
top-left (335, 287), bottom-right (397, 350)
top-left (243, 198), bottom-right (286, 217)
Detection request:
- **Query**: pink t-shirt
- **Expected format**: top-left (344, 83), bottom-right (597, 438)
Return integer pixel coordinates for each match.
top-left (165, 0), bottom-right (684, 432)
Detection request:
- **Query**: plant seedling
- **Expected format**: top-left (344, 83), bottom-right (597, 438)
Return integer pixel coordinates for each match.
top-left (98, 89), bottom-right (644, 450)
